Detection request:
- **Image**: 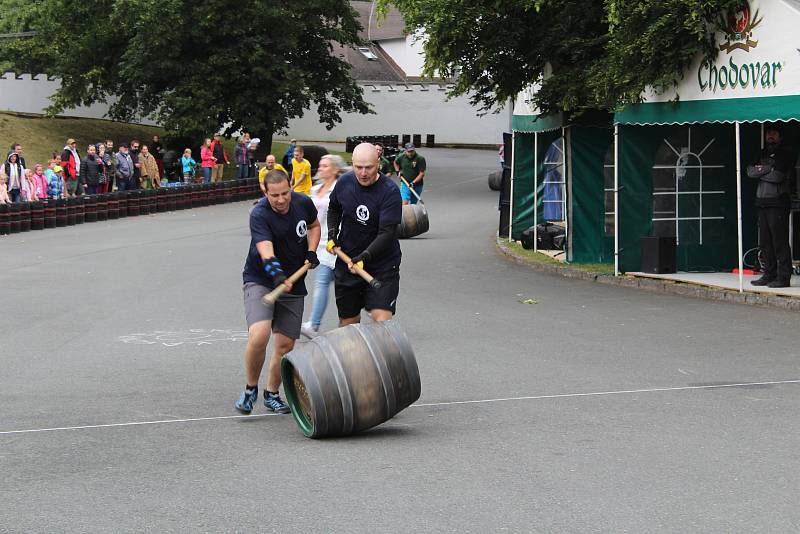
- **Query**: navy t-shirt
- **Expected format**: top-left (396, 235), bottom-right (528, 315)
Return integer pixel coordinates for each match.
top-left (242, 193), bottom-right (317, 295)
top-left (328, 172), bottom-right (402, 273)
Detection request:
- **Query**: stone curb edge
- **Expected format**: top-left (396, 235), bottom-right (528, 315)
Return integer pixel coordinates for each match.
top-left (496, 238), bottom-right (800, 313)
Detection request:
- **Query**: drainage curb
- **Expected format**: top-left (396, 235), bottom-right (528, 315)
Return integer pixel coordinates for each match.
top-left (496, 238), bottom-right (800, 313)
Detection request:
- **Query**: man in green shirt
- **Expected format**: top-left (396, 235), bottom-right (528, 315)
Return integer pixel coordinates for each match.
top-left (394, 142), bottom-right (426, 205)
top-left (375, 143), bottom-right (393, 176)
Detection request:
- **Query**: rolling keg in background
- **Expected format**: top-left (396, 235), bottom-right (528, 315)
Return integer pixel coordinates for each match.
top-left (281, 320), bottom-right (421, 439)
top-left (398, 203), bottom-right (429, 239)
top-left (488, 170), bottom-right (502, 191)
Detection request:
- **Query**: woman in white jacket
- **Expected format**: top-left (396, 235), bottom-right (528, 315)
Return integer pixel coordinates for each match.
top-left (301, 155), bottom-right (349, 338)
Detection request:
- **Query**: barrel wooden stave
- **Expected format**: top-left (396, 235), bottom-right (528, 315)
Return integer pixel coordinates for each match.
top-left (282, 320), bottom-right (421, 438)
top-left (398, 203), bottom-right (429, 239)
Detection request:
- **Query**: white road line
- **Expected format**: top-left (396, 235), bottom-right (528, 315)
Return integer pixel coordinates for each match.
top-left (1, 379), bottom-right (798, 436)
top-left (0, 413), bottom-right (278, 435)
top-left (411, 379), bottom-right (800, 407)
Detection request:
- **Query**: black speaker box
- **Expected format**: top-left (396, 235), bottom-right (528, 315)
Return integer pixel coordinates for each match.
top-left (640, 236), bottom-right (676, 274)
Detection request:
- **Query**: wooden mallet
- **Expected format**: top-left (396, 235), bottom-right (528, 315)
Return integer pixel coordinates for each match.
top-left (399, 175), bottom-right (424, 205)
top-left (332, 247), bottom-right (382, 289)
top-left (261, 263), bottom-right (312, 305)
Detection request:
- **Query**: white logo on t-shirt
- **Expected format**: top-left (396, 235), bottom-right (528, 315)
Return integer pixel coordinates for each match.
top-left (296, 220), bottom-right (308, 237)
top-left (356, 205), bottom-right (370, 223)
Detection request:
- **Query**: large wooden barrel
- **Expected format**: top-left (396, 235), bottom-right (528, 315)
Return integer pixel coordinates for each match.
top-left (398, 203), bottom-right (429, 239)
top-left (488, 170), bottom-right (502, 191)
top-left (281, 320), bottom-right (421, 438)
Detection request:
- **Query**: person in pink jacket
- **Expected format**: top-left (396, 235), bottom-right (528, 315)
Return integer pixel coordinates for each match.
top-left (200, 138), bottom-right (215, 184)
top-left (31, 164), bottom-right (49, 200)
top-left (20, 169), bottom-right (38, 201)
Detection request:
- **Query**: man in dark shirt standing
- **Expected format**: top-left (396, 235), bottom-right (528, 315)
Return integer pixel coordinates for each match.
top-left (748, 125), bottom-right (796, 288)
top-left (326, 142), bottom-right (402, 325)
top-left (235, 170), bottom-right (320, 415)
top-left (129, 139), bottom-right (142, 189)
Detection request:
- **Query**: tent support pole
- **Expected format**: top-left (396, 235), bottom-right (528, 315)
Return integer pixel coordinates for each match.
top-left (614, 123), bottom-right (620, 276)
top-left (534, 131), bottom-right (539, 252)
top-left (735, 121), bottom-right (744, 293)
top-left (509, 133), bottom-right (516, 241)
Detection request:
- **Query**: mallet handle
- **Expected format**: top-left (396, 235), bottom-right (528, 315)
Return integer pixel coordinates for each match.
top-left (261, 262), bottom-right (312, 305)
top-left (333, 247), bottom-right (382, 289)
top-left (399, 175), bottom-right (424, 204)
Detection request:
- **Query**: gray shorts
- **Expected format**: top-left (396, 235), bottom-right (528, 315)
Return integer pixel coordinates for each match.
top-left (243, 282), bottom-right (305, 339)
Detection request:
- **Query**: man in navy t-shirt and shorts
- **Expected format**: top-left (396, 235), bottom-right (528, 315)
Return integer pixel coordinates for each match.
top-left (235, 170), bottom-right (321, 414)
top-left (326, 142), bottom-right (402, 325)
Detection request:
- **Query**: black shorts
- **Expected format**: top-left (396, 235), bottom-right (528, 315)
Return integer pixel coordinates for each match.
top-left (335, 263), bottom-right (400, 319)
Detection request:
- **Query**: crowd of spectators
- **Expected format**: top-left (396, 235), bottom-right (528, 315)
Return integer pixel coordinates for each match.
top-left (0, 134), bottom-right (267, 204)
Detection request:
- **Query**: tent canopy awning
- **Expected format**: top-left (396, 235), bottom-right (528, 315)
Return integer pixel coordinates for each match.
top-left (512, 112), bottom-right (565, 133)
top-left (615, 95), bottom-right (800, 126)
top-left (513, 110), bottom-right (613, 132)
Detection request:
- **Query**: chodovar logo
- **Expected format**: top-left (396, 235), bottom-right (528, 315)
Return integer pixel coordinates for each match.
top-left (356, 205), bottom-right (370, 223)
top-left (718, 2), bottom-right (762, 53)
top-left (296, 220), bottom-right (307, 237)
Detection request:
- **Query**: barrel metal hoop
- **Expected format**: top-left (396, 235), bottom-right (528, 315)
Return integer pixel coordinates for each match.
top-left (353, 323), bottom-right (397, 419)
top-left (382, 321), bottom-right (422, 402)
top-left (316, 336), bottom-right (355, 435)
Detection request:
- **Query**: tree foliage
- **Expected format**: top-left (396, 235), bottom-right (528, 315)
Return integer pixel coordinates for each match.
top-left (381, 0), bottom-right (745, 115)
top-left (0, 0), bottom-right (371, 138)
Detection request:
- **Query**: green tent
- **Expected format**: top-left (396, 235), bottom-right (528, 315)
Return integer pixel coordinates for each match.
top-left (510, 111), bottom-right (615, 263)
top-left (613, 0), bottom-right (800, 287)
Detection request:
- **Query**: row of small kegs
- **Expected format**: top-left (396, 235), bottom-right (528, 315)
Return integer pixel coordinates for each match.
top-left (0, 178), bottom-right (263, 235)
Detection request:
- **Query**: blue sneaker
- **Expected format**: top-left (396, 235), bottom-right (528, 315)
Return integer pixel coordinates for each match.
top-left (235, 388), bottom-right (258, 414)
top-left (264, 391), bottom-right (291, 414)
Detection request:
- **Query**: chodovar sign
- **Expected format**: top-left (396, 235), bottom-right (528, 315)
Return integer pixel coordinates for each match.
top-left (698, 57), bottom-right (784, 92)
top-left (697, 1), bottom-right (787, 94)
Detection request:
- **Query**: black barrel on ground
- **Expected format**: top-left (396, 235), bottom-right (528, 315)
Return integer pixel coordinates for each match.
top-left (43, 200), bottom-right (56, 228)
top-left (54, 199), bottom-right (68, 227)
top-left (73, 197), bottom-right (85, 224)
top-left (281, 320), bottom-right (421, 439)
top-left (488, 170), bottom-right (502, 191)
top-left (18, 202), bottom-right (31, 232)
top-left (8, 203), bottom-right (21, 233)
top-left (0, 203), bottom-right (9, 234)
top-left (398, 203), bottom-right (429, 239)
top-left (29, 201), bottom-right (44, 230)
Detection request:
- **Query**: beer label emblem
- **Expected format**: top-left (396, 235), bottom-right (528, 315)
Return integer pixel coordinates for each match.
top-left (356, 204), bottom-right (370, 223)
top-left (719, 1), bottom-right (762, 53)
top-left (296, 219), bottom-right (307, 237)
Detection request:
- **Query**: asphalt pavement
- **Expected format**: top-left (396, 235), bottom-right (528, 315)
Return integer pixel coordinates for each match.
top-left (2, 147), bottom-right (799, 533)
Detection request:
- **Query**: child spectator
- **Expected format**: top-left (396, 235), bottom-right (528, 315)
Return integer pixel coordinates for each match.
top-left (0, 172), bottom-right (10, 204)
top-left (45, 159), bottom-right (65, 199)
top-left (32, 164), bottom-right (48, 200)
top-left (181, 149), bottom-right (197, 183)
top-left (200, 138), bottom-right (214, 184)
top-left (21, 168), bottom-right (38, 201)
